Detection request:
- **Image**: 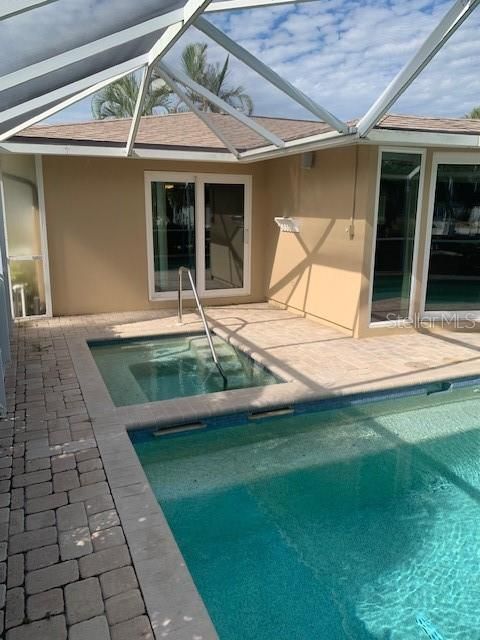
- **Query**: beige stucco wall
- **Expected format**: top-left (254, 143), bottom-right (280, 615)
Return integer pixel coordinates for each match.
top-left (41, 155), bottom-right (269, 315)
top-left (33, 144), bottom-right (480, 330)
top-left (264, 145), bottom-right (378, 335)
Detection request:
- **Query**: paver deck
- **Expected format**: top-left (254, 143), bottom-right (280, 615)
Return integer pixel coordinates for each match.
top-left (0, 303), bottom-right (479, 639)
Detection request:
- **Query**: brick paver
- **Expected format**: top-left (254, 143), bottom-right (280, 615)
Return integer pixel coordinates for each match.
top-left (2, 306), bottom-right (480, 640)
top-left (0, 318), bottom-right (155, 639)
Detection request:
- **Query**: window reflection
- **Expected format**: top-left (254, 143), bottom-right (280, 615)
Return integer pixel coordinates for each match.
top-left (151, 182), bottom-right (196, 292)
top-left (425, 164), bottom-right (480, 311)
top-left (205, 183), bottom-right (245, 291)
top-left (371, 152), bottom-right (422, 323)
top-left (2, 157), bottom-right (47, 318)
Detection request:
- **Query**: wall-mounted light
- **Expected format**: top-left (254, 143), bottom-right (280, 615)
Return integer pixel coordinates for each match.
top-left (274, 217), bottom-right (300, 233)
top-left (301, 152), bottom-right (314, 169)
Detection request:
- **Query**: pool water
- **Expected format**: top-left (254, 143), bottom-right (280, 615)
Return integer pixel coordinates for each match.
top-left (89, 333), bottom-right (279, 406)
top-left (133, 383), bottom-right (480, 640)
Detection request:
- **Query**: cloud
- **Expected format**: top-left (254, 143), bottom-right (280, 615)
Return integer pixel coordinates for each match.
top-left (21, 0), bottom-right (480, 124)
top-left (202, 0), bottom-right (480, 120)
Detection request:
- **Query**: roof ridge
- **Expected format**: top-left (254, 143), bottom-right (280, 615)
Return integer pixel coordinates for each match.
top-left (386, 112), bottom-right (472, 123)
top-left (32, 111), bottom-right (325, 130)
top-left (29, 111), bottom-right (200, 129)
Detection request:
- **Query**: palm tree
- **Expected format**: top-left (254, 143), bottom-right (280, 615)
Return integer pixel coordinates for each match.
top-left (465, 106), bottom-right (480, 119)
top-left (157, 42), bottom-right (254, 115)
top-left (91, 73), bottom-right (171, 119)
top-left (92, 43), bottom-right (254, 119)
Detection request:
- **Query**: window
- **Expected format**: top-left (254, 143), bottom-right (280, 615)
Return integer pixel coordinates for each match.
top-left (145, 172), bottom-right (251, 299)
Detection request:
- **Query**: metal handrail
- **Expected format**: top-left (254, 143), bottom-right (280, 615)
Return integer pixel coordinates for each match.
top-left (177, 267), bottom-right (228, 388)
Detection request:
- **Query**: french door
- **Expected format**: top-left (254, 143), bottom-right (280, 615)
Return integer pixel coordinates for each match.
top-left (145, 172), bottom-right (251, 300)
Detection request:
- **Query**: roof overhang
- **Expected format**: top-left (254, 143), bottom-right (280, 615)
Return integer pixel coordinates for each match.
top-left (366, 128), bottom-right (480, 149)
top-left (4, 126), bottom-right (480, 164)
top-left (2, 0), bottom-right (480, 160)
top-left (0, 139), bottom-right (238, 162)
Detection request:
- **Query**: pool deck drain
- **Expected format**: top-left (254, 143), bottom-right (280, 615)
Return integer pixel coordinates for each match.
top-left (1, 304), bottom-right (479, 639)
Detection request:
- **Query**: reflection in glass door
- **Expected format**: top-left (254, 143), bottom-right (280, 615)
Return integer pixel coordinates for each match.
top-left (370, 151), bottom-right (423, 323)
top-left (1, 156), bottom-right (50, 318)
top-left (204, 183), bottom-right (245, 291)
top-left (150, 180), bottom-right (196, 293)
top-left (424, 162), bottom-right (480, 314)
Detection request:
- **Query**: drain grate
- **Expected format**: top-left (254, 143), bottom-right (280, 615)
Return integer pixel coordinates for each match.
top-left (153, 421), bottom-right (206, 436)
top-left (248, 406), bottom-right (294, 420)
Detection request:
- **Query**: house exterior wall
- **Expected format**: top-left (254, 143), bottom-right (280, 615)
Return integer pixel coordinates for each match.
top-left (41, 155), bottom-right (269, 315)
top-left (36, 143), bottom-right (479, 332)
top-left (263, 145), bottom-right (378, 335)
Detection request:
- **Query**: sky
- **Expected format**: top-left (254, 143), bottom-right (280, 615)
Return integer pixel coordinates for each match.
top-left (9, 0), bottom-right (480, 125)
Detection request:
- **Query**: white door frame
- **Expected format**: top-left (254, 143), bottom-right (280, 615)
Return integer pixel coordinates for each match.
top-left (368, 146), bottom-right (426, 327)
top-left (144, 170), bottom-right (252, 301)
top-left (0, 154), bottom-right (52, 319)
top-left (421, 151), bottom-right (480, 321)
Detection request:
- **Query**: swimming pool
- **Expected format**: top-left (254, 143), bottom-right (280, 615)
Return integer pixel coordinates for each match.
top-left (132, 379), bottom-right (480, 640)
top-left (89, 333), bottom-right (279, 406)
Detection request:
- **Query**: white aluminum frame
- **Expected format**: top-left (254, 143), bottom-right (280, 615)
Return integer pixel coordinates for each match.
top-left (420, 151), bottom-right (480, 321)
top-left (0, 10), bottom-right (184, 94)
top-left (0, 155), bottom-right (52, 319)
top-left (126, 65), bottom-right (152, 157)
top-left (206, 0), bottom-right (315, 11)
top-left (126, 0), bottom-right (216, 156)
top-left (0, 64), bottom-right (144, 143)
top-left (358, 0), bottom-right (480, 137)
top-left (0, 0), bottom-right (59, 20)
top-left (195, 16), bottom-right (349, 133)
top-left (144, 170), bottom-right (252, 301)
top-left (158, 62), bottom-right (284, 148)
top-left (34, 155), bottom-right (52, 318)
top-left (153, 69), bottom-right (240, 157)
top-left (0, 56), bottom-right (147, 129)
top-left (367, 146), bottom-right (426, 328)
top-left (1, 0), bottom-right (480, 160)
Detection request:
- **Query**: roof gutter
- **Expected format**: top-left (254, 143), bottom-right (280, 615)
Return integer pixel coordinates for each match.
top-left (0, 140), bottom-right (239, 163)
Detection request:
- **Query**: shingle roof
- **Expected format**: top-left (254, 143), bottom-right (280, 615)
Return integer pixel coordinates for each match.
top-left (376, 114), bottom-right (480, 135)
top-left (15, 112), bottom-right (331, 152)
top-left (13, 112), bottom-right (480, 152)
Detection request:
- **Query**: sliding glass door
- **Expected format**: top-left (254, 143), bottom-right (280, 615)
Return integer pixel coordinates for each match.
top-left (145, 172), bottom-right (251, 299)
top-left (423, 159), bottom-right (480, 316)
top-left (370, 150), bottom-right (424, 323)
top-left (204, 182), bottom-right (245, 291)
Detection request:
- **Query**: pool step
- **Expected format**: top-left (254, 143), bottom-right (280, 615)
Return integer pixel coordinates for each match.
top-left (190, 340), bottom-right (247, 375)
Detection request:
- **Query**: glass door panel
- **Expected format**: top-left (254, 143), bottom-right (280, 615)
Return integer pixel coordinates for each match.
top-left (204, 183), bottom-right (245, 291)
top-left (370, 152), bottom-right (422, 323)
top-left (151, 181), bottom-right (195, 293)
top-left (425, 163), bottom-right (480, 312)
top-left (2, 156), bottom-right (49, 318)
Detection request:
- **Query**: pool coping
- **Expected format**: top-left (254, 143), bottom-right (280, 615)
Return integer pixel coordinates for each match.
top-left (67, 319), bottom-right (480, 640)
